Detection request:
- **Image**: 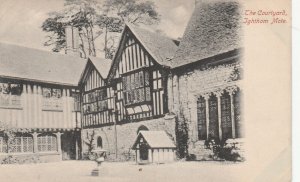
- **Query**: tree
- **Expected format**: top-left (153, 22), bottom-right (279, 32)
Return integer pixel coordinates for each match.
top-left (42, 0), bottom-right (160, 59)
top-left (42, 0), bottom-right (101, 57)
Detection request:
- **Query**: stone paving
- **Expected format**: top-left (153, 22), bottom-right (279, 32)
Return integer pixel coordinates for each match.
top-left (0, 160), bottom-right (247, 182)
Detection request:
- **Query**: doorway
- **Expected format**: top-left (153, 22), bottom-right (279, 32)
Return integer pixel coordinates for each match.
top-left (139, 142), bottom-right (148, 161)
top-left (61, 131), bottom-right (77, 160)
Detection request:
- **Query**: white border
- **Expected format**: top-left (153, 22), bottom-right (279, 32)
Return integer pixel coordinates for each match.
top-left (292, 0), bottom-right (300, 181)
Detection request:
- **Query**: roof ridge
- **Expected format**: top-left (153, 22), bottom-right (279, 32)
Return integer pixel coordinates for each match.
top-left (0, 41), bottom-right (86, 60)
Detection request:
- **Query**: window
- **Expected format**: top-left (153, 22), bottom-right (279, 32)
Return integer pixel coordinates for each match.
top-left (42, 87), bottom-right (63, 111)
top-left (37, 134), bottom-right (57, 152)
top-left (234, 91), bottom-right (243, 138)
top-left (83, 89), bottom-right (108, 114)
top-left (197, 89), bottom-right (243, 141)
top-left (221, 92), bottom-right (232, 139)
top-left (208, 95), bottom-right (219, 140)
top-left (123, 70), bottom-right (150, 105)
top-left (197, 97), bottom-right (207, 140)
top-left (0, 134), bottom-right (33, 153)
top-left (0, 83), bottom-right (22, 108)
top-left (42, 88), bottom-right (62, 98)
top-left (97, 136), bottom-right (102, 148)
top-left (0, 83), bottom-right (22, 95)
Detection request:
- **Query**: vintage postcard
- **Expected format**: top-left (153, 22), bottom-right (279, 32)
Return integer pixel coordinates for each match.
top-left (0, 0), bottom-right (291, 181)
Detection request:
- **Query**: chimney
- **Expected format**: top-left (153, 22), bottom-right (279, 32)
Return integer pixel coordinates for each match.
top-left (65, 26), bottom-right (80, 56)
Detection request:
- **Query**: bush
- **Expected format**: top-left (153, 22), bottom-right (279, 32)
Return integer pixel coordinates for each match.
top-left (186, 154), bottom-right (196, 161)
top-left (0, 154), bottom-right (41, 164)
top-left (205, 138), bottom-right (241, 162)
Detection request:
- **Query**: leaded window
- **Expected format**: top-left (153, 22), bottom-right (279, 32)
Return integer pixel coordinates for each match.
top-left (122, 70), bottom-right (150, 105)
top-left (234, 91), bottom-right (243, 138)
top-left (221, 92), bottom-right (232, 139)
top-left (1, 134), bottom-right (33, 153)
top-left (83, 88), bottom-right (108, 114)
top-left (37, 134), bottom-right (57, 152)
top-left (197, 97), bottom-right (207, 140)
top-left (208, 95), bottom-right (219, 139)
top-left (22, 136), bottom-right (34, 153)
top-left (10, 137), bottom-right (22, 153)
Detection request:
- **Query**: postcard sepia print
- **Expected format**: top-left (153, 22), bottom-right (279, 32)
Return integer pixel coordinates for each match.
top-left (0, 0), bottom-right (291, 181)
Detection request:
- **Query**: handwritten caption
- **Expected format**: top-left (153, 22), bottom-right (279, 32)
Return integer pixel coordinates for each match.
top-left (243, 10), bottom-right (288, 26)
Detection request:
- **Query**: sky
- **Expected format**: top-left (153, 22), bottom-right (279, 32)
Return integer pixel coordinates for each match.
top-left (0, 0), bottom-right (195, 53)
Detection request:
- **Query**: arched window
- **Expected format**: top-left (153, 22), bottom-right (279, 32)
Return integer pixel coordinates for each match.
top-left (97, 136), bottom-right (103, 148)
top-left (137, 125), bottom-right (149, 134)
top-left (37, 133), bottom-right (57, 152)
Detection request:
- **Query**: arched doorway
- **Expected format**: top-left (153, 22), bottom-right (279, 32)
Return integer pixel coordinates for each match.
top-left (136, 125), bottom-right (149, 134)
top-left (97, 136), bottom-right (103, 148)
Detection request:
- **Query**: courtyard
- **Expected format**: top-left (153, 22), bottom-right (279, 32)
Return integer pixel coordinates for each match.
top-left (0, 161), bottom-right (247, 182)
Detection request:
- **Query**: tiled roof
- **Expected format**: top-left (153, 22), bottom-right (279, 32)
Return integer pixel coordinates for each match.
top-left (89, 57), bottom-right (112, 79)
top-left (0, 42), bottom-right (87, 86)
top-left (132, 131), bottom-right (176, 149)
top-left (171, 0), bottom-right (242, 68)
top-left (127, 23), bottom-right (178, 67)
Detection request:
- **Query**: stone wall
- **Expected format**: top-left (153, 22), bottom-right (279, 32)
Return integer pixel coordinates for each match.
top-left (81, 116), bottom-right (176, 161)
top-left (170, 61), bottom-right (244, 160)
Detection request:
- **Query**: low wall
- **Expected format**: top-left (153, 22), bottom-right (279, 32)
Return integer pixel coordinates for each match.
top-left (0, 152), bottom-right (62, 164)
top-left (81, 116), bottom-right (176, 161)
top-left (188, 138), bottom-right (245, 161)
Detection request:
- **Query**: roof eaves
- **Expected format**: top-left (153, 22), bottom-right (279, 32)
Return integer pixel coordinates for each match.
top-left (0, 75), bottom-right (79, 87)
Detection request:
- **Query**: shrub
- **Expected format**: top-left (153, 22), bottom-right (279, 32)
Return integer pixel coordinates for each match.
top-left (205, 138), bottom-right (241, 162)
top-left (175, 112), bottom-right (189, 159)
top-left (0, 154), bottom-right (41, 164)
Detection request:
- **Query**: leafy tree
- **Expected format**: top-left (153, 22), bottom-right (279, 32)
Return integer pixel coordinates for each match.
top-left (42, 0), bottom-right (160, 59)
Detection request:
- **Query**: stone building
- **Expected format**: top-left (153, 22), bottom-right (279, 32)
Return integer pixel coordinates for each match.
top-left (168, 0), bottom-right (244, 159)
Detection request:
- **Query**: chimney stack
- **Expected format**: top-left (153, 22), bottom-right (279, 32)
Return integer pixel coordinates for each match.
top-left (65, 26), bottom-right (80, 56)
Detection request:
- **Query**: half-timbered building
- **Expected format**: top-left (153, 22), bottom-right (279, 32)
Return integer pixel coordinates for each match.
top-left (80, 24), bottom-right (179, 160)
top-left (0, 43), bottom-right (86, 161)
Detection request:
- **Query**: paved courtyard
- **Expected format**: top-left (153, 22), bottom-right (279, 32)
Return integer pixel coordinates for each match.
top-left (0, 161), bottom-right (247, 182)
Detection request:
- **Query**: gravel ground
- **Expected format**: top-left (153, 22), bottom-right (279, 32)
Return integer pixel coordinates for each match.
top-left (0, 160), bottom-right (247, 182)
